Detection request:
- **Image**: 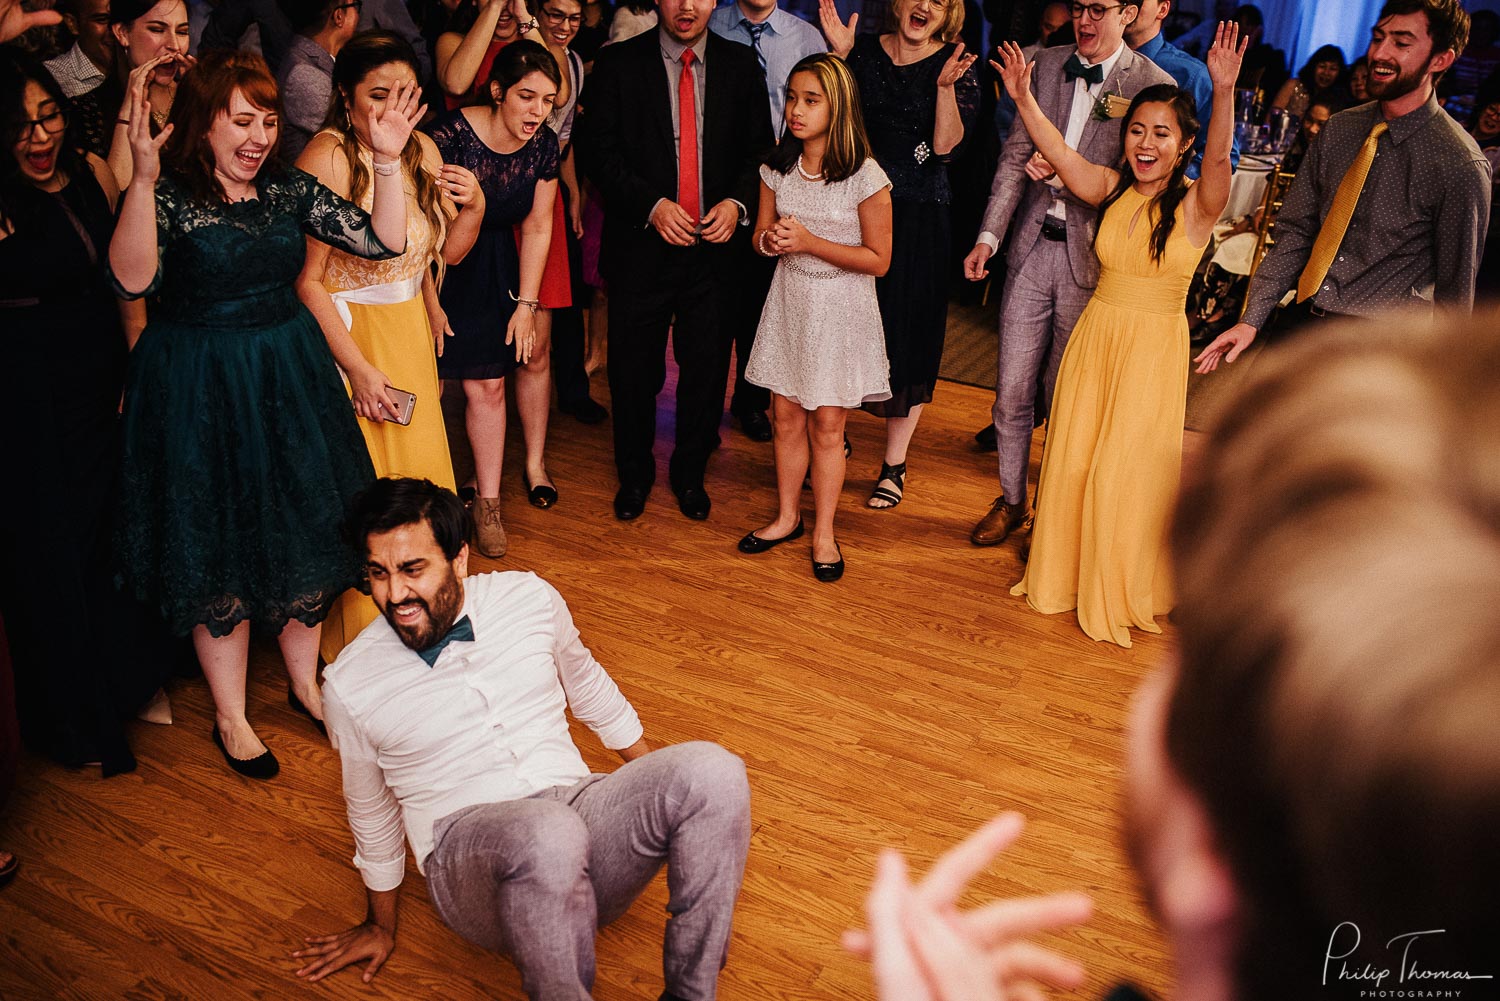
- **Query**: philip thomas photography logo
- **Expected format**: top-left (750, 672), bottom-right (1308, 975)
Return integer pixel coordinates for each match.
top-left (1323, 922), bottom-right (1495, 999)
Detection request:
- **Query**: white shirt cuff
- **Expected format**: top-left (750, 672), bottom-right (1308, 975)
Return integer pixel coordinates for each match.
top-left (354, 852), bottom-right (407, 892)
top-left (976, 231), bottom-right (1000, 252)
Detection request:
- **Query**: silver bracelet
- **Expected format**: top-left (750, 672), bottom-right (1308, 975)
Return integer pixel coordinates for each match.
top-left (371, 159), bottom-right (400, 176)
top-left (756, 230), bottom-right (775, 257)
top-left (510, 291), bottom-right (540, 312)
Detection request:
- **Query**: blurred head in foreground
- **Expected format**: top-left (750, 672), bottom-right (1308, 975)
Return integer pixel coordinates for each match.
top-left (1127, 310), bottom-right (1500, 998)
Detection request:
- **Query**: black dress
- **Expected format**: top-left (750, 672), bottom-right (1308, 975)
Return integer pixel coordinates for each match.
top-left (0, 169), bottom-right (175, 774)
top-left (427, 110), bottom-right (560, 381)
top-left (847, 35), bottom-right (979, 417)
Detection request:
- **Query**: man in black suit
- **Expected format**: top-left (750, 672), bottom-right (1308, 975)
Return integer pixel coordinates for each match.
top-left (575, 0), bottom-right (774, 521)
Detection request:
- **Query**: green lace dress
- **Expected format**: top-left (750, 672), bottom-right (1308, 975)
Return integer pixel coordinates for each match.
top-left (112, 169), bottom-right (392, 637)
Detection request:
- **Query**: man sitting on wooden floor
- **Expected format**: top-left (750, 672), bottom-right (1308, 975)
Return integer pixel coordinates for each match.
top-left (295, 477), bottom-right (750, 1001)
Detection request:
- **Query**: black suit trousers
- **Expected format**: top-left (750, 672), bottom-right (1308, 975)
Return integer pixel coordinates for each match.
top-left (550, 184), bottom-right (592, 408)
top-left (608, 244), bottom-right (734, 490)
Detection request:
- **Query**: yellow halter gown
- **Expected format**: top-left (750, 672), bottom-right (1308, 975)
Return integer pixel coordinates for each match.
top-left (1011, 185), bottom-right (1206, 647)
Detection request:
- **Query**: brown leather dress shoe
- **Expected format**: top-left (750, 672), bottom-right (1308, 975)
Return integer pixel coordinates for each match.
top-left (971, 497), bottom-right (1028, 547)
top-left (472, 497), bottom-right (508, 558)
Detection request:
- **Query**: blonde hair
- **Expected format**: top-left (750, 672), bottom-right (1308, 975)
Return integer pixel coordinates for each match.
top-left (886, 0), bottom-right (965, 44)
top-left (1169, 309), bottom-right (1500, 999)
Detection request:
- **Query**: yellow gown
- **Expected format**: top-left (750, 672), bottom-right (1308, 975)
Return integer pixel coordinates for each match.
top-left (1011, 186), bottom-right (1205, 647)
top-left (318, 142), bottom-right (457, 665)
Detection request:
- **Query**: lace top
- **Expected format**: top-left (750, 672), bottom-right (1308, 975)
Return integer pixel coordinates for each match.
top-left (317, 136), bottom-right (439, 294)
top-left (846, 35), bottom-right (980, 204)
top-left (111, 168), bottom-right (397, 328)
top-left (426, 109), bottom-right (559, 231)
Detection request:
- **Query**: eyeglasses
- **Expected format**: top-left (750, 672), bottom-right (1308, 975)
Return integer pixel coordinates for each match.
top-left (540, 7), bottom-right (582, 25)
top-left (1070, 2), bottom-right (1128, 20)
top-left (9, 108), bottom-right (66, 146)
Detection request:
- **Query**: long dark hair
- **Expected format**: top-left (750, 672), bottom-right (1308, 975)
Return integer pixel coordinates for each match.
top-left (1296, 44), bottom-right (1346, 93)
top-left (0, 50), bottom-right (89, 230)
top-left (1097, 84), bottom-right (1199, 265)
top-left (326, 32), bottom-right (448, 269)
top-left (764, 54), bottom-right (873, 184)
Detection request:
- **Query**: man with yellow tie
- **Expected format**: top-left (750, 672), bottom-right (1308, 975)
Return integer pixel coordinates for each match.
top-left (1194, 0), bottom-right (1491, 374)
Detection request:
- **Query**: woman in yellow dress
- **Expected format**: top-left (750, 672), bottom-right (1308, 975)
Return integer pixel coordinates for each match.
top-left (998, 23), bottom-right (1245, 647)
top-left (296, 32), bottom-right (486, 674)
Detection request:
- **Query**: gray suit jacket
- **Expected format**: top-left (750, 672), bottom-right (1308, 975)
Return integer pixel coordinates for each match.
top-left (979, 44), bottom-right (1175, 288)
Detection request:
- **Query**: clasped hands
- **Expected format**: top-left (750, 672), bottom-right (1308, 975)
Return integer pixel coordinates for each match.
top-left (650, 198), bottom-right (741, 246)
top-left (760, 214), bottom-right (812, 256)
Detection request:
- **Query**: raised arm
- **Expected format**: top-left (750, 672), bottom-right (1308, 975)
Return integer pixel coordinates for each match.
top-left (933, 43), bottom-right (978, 157)
top-left (817, 0), bottom-right (856, 59)
top-left (357, 78), bottom-right (424, 253)
top-left (108, 74), bottom-right (173, 297)
top-left (293, 136), bottom-right (403, 422)
top-left (1184, 22), bottom-right (1248, 244)
top-left (992, 43), bottom-right (1117, 206)
top-left (435, 0), bottom-right (504, 98)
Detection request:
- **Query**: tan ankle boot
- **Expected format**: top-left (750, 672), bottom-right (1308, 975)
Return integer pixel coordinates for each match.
top-left (473, 497), bottom-right (508, 557)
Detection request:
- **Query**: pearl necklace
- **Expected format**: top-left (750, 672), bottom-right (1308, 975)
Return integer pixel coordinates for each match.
top-left (796, 155), bottom-right (823, 180)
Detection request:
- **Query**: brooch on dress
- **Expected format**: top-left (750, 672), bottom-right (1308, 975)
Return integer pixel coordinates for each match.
top-left (913, 141), bottom-right (931, 164)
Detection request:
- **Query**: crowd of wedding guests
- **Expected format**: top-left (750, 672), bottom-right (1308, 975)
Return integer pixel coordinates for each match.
top-left (1, 0), bottom-right (1496, 995)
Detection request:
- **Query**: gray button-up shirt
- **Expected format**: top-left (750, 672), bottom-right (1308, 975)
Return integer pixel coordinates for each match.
top-left (277, 34), bottom-right (336, 164)
top-left (658, 28), bottom-right (709, 215)
top-left (1242, 94), bottom-right (1493, 328)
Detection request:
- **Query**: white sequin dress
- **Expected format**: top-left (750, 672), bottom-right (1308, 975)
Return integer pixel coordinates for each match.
top-left (746, 158), bottom-right (893, 410)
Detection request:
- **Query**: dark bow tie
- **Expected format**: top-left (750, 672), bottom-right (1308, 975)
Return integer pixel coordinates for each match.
top-left (1064, 54), bottom-right (1104, 86)
top-left (416, 614), bottom-right (474, 667)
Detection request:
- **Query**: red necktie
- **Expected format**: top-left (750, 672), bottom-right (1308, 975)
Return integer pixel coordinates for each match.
top-left (678, 48), bottom-right (700, 220)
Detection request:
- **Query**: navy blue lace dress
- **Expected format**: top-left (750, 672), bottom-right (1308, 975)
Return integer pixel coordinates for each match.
top-left (111, 169), bottom-right (393, 637)
top-left (427, 109), bottom-right (559, 381)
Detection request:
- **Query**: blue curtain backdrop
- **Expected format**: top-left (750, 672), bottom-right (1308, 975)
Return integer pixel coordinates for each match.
top-left (1253, 0), bottom-right (1500, 73)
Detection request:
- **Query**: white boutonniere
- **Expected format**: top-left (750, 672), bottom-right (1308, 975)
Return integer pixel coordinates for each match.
top-left (1092, 91), bottom-right (1130, 121)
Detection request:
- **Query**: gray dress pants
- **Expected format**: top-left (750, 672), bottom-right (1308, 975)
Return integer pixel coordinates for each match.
top-left (425, 742), bottom-right (751, 1001)
top-left (990, 236), bottom-right (1094, 508)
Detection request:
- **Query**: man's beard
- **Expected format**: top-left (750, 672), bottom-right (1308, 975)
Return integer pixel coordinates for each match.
top-left (382, 569), bottom-right (463, 651)
top-left (1365, 55), bottom-right (1432, 102)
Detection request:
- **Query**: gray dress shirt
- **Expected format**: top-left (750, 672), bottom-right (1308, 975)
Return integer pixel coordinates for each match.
top-left (276, 35), bottom-right (335, 164)
top-left (1242, 95), bottom-right (1493, 328)
top-left (659, 29), bottom-right (709, 216)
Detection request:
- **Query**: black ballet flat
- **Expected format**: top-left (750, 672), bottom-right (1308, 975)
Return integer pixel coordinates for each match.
top-left (524, 475), bottom-right (559, 509)
top-left (737, 519), bottom-right (805, 554)
top-left (211, 726), bottom-right (280, 780)
top-left (812, 542), bottom-right (845, 582)
top-left (287, 687), bottom-right (328, 738)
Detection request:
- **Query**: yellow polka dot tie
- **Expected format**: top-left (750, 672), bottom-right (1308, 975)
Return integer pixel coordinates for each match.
top-left (1296, 120), bottom-right (1388, 303)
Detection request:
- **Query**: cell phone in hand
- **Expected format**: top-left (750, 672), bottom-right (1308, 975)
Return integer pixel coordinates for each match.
top-left (359, 388), bottom-right (416, 426)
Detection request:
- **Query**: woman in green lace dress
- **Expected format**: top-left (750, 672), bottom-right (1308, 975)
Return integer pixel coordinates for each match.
top-left (108, 50), bottom-right (423, 779)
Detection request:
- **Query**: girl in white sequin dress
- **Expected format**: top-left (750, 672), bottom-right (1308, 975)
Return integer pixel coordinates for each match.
top-left (739, 54), bottom-right (892, 583)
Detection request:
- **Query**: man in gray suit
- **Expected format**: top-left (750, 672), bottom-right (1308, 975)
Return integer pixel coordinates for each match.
top-left (964, 0), bottom-right (1173, 547)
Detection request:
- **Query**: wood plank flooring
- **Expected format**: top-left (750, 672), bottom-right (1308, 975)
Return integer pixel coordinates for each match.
top-left (0, 367), bottom-right (1173, 1001)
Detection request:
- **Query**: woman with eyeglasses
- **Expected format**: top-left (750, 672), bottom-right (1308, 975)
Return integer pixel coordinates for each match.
top-left (434, 0), bottom-right (569, 109)
top-left (819, 0), bottom-right (979, 512)
top-left (0, 51), bottom-right (176, 775)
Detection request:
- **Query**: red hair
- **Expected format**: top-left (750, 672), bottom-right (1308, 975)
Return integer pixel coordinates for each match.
top-left (162, 49), bottom-right (284, 202)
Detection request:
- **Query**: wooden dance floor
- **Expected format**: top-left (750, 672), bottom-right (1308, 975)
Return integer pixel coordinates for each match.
top-left (0, 367), bottom-right (1173, 1000)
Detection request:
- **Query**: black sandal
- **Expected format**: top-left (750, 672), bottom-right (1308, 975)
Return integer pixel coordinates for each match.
top-left (867, 462), bottom-right (906, 509)
top-left (804, 436), bottom-right (853, 490)
top-left (524, 475), bottom-right (559, 509)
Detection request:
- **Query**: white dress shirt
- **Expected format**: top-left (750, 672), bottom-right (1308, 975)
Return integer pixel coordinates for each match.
top-left (977, 42), bottom-right (1125, 250)
top-left (322, 571), bottom-right (644, 891)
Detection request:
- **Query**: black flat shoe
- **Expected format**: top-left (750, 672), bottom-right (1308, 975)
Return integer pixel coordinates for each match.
top-left (674, 485), bottom-right (712, 521)
top-left (737, 519), bottom-right (805, 554)
top-left (457, 484), bottom-right (477, 505)
top-left (524, 475), bottom-right (559, 509)
top-left (974, 424), bottom-right (998, 452)
top-left (812, 542), bottom-right (845, 583)
top-left (211, 726), bottom-right (280, 780)
top-left (614, 484), bottom-right (650, 521)
top-left (287, 687), bottom-right (328, 738)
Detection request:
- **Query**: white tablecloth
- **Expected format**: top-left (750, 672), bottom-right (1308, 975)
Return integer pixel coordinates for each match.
top-left (1219, 153), bottom-right (1282, 223)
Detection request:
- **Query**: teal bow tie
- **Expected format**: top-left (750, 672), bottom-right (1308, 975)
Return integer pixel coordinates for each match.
top-left (1064, 54), bottom-right (1104, 86)
top-left (416, 614), bottom-right (474, 667)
